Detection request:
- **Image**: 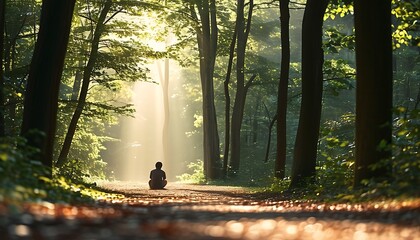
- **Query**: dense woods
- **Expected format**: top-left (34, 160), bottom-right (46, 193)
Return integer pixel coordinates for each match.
top-left (0, 0), bottom-right (419, 203)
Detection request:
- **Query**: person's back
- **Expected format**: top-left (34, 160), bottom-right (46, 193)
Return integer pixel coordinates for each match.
top-left (149, 162), bottom-right (167, 189)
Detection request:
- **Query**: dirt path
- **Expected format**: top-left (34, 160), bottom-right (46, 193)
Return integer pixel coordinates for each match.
top-left (1, 181), bottom-right (419, 239)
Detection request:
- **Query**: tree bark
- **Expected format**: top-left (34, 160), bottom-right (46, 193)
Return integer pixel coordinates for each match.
top-left (161, 0), bottom-right (170, 165)
top-left (222, 28), bottom-right (237, 178)
top-left (230, 0), bottom-right (254, 173)
top-left (56, 0), bottom-right (112, 167)
top-left (264, 116), bottom-right (277, 163)
top-left (192, 0), bottom-right (221, 179)
top-left (275, 0), bottom-right (290, 179)
top-left (21, 0), bottom-right (76, 169)
top-left (290, 0), bottom-right (329, 187)
top-left (354, 0), bottom-right (392, 186)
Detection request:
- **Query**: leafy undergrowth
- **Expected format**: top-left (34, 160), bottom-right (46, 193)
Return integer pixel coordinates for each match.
top-left (0, 138), bottom-right (123, 213)
top-left (251, 176), bottom-right (420, 206)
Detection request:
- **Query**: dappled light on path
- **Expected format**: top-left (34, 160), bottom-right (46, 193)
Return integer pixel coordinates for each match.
top-left (1, 182), bottom-right (419, 239)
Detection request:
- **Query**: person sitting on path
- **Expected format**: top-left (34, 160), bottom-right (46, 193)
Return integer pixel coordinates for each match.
top-left (149, 161), bottom-right (167, 189)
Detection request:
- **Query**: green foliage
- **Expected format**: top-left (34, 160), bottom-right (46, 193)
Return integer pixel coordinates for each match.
top-left (2, 1), bottom-right (40, 137)
top-left (264, 112), bottom-right (358, 201)
top-left (360, 108), bottom-right (420, 198)
top-left (176, 160), bottom-right (206, 184)
top-left (318, 113), bottom-right (355, 192)
top-left (55, 0), bottom-right (161, 181)
top-left (0, 138), bottom-right (117, 206)
top-left (266, 177), bottom-right (291, 193)
top-left (227, 145), bottom-right (276, 187)
top-left (54, 112), bottom-right (115, 182)
top-left (325, 3), bottom-right (354, 20)
top-left (324, 28), bottom-right (355, 53)
top-left (323, 59), bottom-right (356, 96)
top-left (0, 138), bottom-right (47, 204)
top-left (325, 0), bottom-right (420, 48)
top-left (269, 108), bottom-right (420, 201)
top-left (392, 0), bottom-right (420, 48)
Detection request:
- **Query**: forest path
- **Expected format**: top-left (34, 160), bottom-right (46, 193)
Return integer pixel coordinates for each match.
top-left (2, 181), bottom-right (420, 239)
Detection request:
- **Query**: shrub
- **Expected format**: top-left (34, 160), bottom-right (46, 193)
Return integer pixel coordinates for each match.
top-left (176, 159), bottom-right (206, 184)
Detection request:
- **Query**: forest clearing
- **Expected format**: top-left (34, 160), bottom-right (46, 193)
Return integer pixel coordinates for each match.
top-left (1, 182), bottom-right (419, 239)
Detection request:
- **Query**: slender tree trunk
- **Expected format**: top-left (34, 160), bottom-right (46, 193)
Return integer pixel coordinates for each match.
top-left (56, 0), bottom-right (112, 167)
top-left (21, 0), bottom-right (76, 169)
top-left (72, 30), bottom-right (92, 101)
top-left (230, 0), bottom-right (254, 173)
top-left (161, 58), bottom-right (170, 164)
top-left (0, 0), bottom-right (5, 137)
top-left (251, 98), bottom-right (260, 144)
top-left (275, 0), bottom-right (290, 179)
top-left (290, 0), bottom-right (329, 187)
top-left (264, 98), bottom-right (277, 163)
top-left (71, 61), bottom-right (84, 101)
top-left (207, 0), bottom-right (221, 179)
top-left (222, 28), bottom-right (237, 178)
top-left (230, 72), bottom-right (256, 171)
top-left (354, 0), bottom-right (392, 186)
top-left (161, 0), bottom-right (170, 165)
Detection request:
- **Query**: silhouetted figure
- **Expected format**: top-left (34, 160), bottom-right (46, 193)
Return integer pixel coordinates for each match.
top-left (149, 162), bottom-right (167, 189)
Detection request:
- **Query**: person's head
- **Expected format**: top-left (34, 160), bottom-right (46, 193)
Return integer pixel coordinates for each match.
top-left (155, 161), bottom-right (163, 169)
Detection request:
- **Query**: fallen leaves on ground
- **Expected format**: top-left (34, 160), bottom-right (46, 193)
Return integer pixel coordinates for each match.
top-left (1, 181), bottom-right (419, 240)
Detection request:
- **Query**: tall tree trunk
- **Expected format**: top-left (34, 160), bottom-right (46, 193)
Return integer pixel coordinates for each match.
top-left (354, 0), bottom-right (392, 186)
top-left (161, 58), bottom-right (170, 164)
top-left (161, 0), bottom-right (170, 165)
top-left (56, 0), bottom-right (112, 167)
top-left (207, 0), bottom-right (220, 179)
top-left (191, 0), bottom-right (221, 179)
top-left (275, 0), bottom-right (290, 179)
top-left (21, 0), bottom-right (76, 170)
top-left (0, 0), bottom-right (5, 137)
top-left (222, 28), bottom-right (237, 178)
top-left (290, 0), bottom-right (329, 187)
top-left (230, 0), bottom-right (254, 173)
